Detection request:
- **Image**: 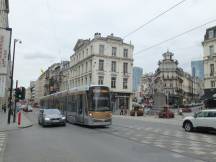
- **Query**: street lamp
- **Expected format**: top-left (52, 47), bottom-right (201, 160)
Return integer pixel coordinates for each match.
top-left (8, 39), bottom-right (22, 124)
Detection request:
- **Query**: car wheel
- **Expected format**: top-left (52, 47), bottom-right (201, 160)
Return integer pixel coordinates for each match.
top-left (42, 120), bottom-right (46, 127)
top-left (184, 122), bottom-right (193, 132)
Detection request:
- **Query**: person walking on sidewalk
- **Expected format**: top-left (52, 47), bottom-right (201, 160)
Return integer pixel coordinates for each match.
top-left (120, 105), bottom-right (124, 115)
top-left (124, 106), bottom-right (128, 116)
top-left (2, 104), bottom-right (6, 113)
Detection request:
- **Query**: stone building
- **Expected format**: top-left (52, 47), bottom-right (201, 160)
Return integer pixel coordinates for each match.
top-left (60, 33), bottom-right (134, 111)
top-left (0, 0), bottom-right (11, 108)
top-left (203, 26), bottom-right (216, 100)
top-left (141, 51), bottom-right (203, 105)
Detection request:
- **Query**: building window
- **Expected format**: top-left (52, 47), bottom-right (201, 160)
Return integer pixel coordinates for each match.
top-left (99, 45), bottom-right (104, 55)
top-left (111, 61), bottom-right (116, 72)
top-left (90, 46), bottom-right (93, 54)
top-left (112, 47), bottom-right (117, 56)
top-left (86, 48), bottom-right (88, 55)
top-left (99, 60), bottom-right (104, 71)
top-left (123, 62), bottom-right (128, 74)
top-left (123, 78), bottom-right (128, 89)
top-left (170, 83), bottom-right (173, 88)
top-left (124, 49), bottom-right (128, 58)
top-left (209, 45), bottom-right (214, 55)
top-left (209, 30), bottom-right (214, 39)
top-left (211, 81), bottom-right (215, 88)
top-left (86, 62), bottom-right (88, 72)
top-left (85, 77), bottom-right (87, 84)
top-left (98, 76), bottom-right (104, 85)
top-left (210, 64), bottom-right (214, 76)
top-left (111, 77), bottom-right (116, 88)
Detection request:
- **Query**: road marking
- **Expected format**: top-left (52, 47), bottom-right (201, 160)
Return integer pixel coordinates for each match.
top-left (170, 149), bottom-right (185, 153)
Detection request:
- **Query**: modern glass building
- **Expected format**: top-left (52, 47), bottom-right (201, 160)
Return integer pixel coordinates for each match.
top-left (191, 60), bottom-right (204, 80)
top-left (133, 66), bottom-right (143, 92)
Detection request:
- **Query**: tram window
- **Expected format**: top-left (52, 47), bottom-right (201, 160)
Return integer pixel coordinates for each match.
top-left (71, 95), bottom-right (77, 112)
top-left (78, 95), bottom-right (83, 114)
top-left (83, 94), bottom-right (87, 115)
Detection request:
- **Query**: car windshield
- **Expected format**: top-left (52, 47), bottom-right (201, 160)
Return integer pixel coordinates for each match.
top-left (44, 109), bottom-right (61, 115)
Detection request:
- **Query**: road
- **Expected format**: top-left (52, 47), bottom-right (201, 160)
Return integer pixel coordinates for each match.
top-left (3, 109), bottom-right (216, 162)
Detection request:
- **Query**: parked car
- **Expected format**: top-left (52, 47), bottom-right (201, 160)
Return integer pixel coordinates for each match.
top-left (182, 109), bottom-right (216, 132)
top-left (182, 107), bottom-right (192, 113)
top-left (130, 102), bottom-right (144, 116)
top-left (38, 109), bottom-right (66, 126)
top-left (23, 105), bottom-right (33, 112)
top-left (158, 106), bottom-right (175, 118)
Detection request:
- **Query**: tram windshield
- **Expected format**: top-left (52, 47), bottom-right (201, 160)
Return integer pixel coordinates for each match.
top-left (88, 87), bottom-right (111, 112)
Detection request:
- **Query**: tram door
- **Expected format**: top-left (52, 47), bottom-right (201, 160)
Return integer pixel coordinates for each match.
top-left (77, 94), bottom-right (85, 123)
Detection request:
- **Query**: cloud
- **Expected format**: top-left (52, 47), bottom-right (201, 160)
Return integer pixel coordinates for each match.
top-left (23, 52), bottom-right (55, 60)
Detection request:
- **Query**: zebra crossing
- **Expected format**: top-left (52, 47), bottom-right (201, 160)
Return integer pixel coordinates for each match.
top-left (100, 124), bottom-right (216, 162)
top-left (0, 132), bottom-right (7, 155)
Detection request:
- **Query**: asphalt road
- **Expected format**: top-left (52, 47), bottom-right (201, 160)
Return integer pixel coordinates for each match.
top-left (4, 109), bottom-right (216, 162)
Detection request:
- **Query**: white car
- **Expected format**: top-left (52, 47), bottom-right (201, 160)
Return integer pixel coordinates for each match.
top-left (182, 109), bottom-right (216, 132)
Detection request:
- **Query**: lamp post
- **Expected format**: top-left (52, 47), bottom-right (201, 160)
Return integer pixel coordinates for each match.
top-left (8, 39), bottom-right (22, 124)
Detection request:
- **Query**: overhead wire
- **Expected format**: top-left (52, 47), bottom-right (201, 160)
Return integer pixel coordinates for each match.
top-left (123, 0), bottom-right (187, 38)
top-left (134, 18), bottom-right (216, 55)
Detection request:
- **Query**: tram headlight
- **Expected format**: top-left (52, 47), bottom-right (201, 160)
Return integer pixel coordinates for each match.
top-left (62, 116), bottom-right (66, 120)
top-left (89, 113), bottom-right (93, 117)
top-left (45, 117), bottom-right (50, 121)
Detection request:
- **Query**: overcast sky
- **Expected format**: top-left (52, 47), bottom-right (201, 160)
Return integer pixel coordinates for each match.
top-left (9, 0), bottom-right (216, 87)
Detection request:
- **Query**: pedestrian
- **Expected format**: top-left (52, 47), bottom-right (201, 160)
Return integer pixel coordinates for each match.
top-left (124, 106), bottom-right (127, 115)
top-left (120, 105), bottom-right (124, 115)
top-left (3, 104), bottom-right (6, 113)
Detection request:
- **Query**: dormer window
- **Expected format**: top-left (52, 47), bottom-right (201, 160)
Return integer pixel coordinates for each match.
top-left (209, 30), bottom-right (214, 39)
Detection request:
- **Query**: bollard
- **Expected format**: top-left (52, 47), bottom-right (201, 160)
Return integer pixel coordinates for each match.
top-left (18, 111), bottom-right (21, 127)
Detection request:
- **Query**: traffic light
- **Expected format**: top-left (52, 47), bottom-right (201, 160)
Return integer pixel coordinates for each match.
top-left (14, 87), bottom-right (25, 100)
top-left (20, 87), bottom-right (25, 100)
top-left (15, 88), bottom-right (22, 100)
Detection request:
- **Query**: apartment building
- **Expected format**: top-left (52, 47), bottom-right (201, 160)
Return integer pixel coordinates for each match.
top-left (61, 33), bottom-right (134, 111)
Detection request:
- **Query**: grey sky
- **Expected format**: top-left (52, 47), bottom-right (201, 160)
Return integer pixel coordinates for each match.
top-left (9, 0), bottom-right (216, 87)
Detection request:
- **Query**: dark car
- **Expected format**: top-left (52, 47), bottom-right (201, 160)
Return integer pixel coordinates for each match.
top-left (182, 107), bottom-right (192, 113)
top-left (38, 109), bottom-right (66, 126)
top-left (158, 106), bottom-right (175, 118)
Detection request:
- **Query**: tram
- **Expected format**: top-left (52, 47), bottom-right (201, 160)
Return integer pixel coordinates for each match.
top-left (40, 85), bottom-right (112, 126)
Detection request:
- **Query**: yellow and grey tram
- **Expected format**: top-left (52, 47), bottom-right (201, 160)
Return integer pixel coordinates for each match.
top-left (40, 85), bottom-right (112, 126)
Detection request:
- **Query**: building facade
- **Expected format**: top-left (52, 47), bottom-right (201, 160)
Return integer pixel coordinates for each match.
top-left (132, 66), bottom-right (143, 92)
top-left (60, 33), bottom-right (134, 111)
top-left (203, 26), bottom-right (216, 99)
top-left (153, 51), bottom-right (202, 105)
top-left (191, 60), bottom-right (204, 80)
top-left (0, 0), bottom-right (11, 108)
top-left (0, 0), bottom-right (9, 28)
top-left (34, 72), bottom-right (46, 104)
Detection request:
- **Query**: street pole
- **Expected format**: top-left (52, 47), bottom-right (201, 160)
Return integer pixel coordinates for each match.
top-left (7, 39), bottom-right (21, 124)
top-left (13, 80), bottom-right (18, 122)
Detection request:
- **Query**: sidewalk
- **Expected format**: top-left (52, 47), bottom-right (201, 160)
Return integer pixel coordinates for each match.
top-left (0, 110), bottom-right (33, 132)
top-left (113, 113), bottom-right (193, 126)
